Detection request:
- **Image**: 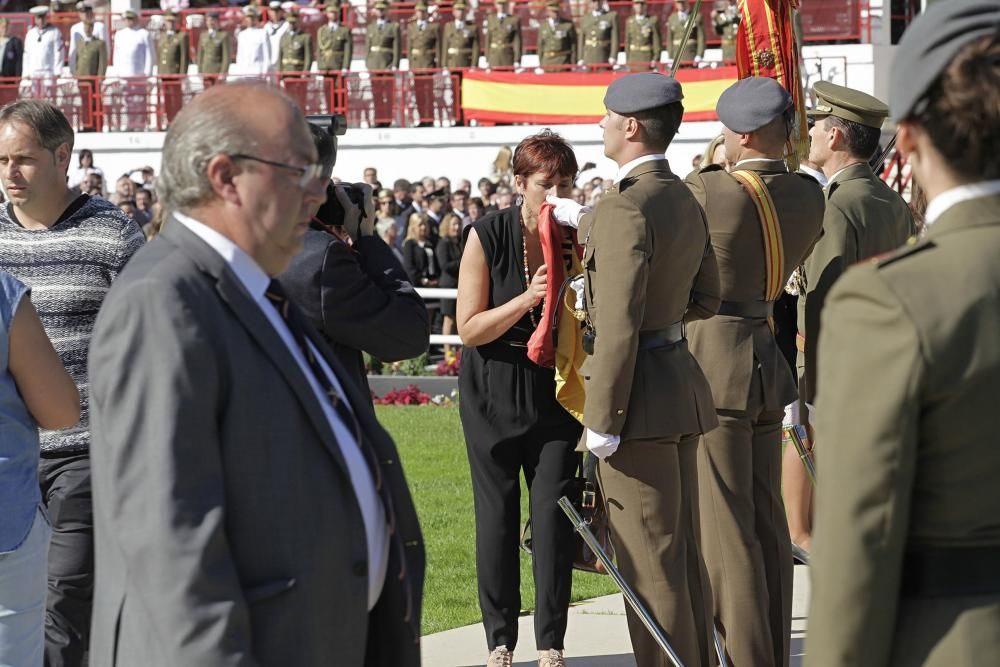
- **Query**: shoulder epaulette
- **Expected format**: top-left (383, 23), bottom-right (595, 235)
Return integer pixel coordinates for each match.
top-left (871, 235), bottom-right (934, 268)
top-left (698, 164), bottom-right (726, 175)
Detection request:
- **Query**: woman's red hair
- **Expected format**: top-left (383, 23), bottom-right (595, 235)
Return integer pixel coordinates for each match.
top-left (512, 129), bottom-right (578, 180)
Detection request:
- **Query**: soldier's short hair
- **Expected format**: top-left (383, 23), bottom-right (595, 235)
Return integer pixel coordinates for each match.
top-left (823, 115), bottom-right (881, 161)
top-left (623, 102), bottom-right (684, 152)
top-left (0, 100), bottom-right (75, 155)
top-left (914, 33), bottom-right (1000, 181)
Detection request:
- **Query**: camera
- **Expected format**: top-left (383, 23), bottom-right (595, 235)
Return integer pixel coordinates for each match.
top-left (305, 114), bottom-right (367, 228)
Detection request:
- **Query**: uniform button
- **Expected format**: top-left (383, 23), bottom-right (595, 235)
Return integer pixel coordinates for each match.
top-left (616, 409), bottom-right (624, 415)
top-left (352, 561), bottom-right (367, 577)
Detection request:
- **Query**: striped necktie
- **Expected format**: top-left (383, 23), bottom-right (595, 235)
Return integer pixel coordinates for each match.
top-left (264, 280), bottom-right (415, 637)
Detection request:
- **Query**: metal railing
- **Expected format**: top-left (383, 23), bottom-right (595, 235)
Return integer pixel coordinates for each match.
top-left (415, 287), bottom-right (462, 346)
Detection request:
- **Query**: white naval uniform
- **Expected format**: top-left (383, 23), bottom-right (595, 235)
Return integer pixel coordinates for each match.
top-left (264, 20), bottom-right (289, 67)
top-left (112, 26), bottom-right (154, 77)
top-left (235, 26), bottom-right (272, 75)
top-left (68, 21), bottom-right (108, 72)
top-left (23, 25), bottom-right (64, 77)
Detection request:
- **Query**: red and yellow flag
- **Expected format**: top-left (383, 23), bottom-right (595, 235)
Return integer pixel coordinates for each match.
top-left (736, 0), bottom-right (808, 167)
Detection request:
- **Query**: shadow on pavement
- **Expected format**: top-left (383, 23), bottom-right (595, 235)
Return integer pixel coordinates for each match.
top-left (459, 655), bottom-right (636, 667)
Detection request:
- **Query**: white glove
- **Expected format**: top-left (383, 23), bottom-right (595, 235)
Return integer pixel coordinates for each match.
top-left (694, 55), bottom-right (703, 65)
top-left (545, 195), bottom-right (591, 228)
top-left (586, 428), bottom-right (620, 460)
top-left (569, 275), bottom-right (585, 311)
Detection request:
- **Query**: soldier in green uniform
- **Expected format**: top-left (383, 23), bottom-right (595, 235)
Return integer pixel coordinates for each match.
top-left (157, 9), bottom-right (189, 75)
top-left (711, 0), bottom-right (738, 61)
top-left (685, 77), bottom-right (825, 667)
top-left (484, 0), bottom-right (521, 68)
top-left (666, 0), bottom-right (705, 65)
top-left (624, 0), bottom-right (661, 70)
top-left (406, 0), bottom-right (440, 69)
top-left (74, 17), bottom-right (107, 77)
top-left (549, 72), bottom-right (721, 667)
top-left (578, 0), bottom-right (619, 68)
top-left (407, 0), bottom-right (439, 125)
top-left (806, 3), bottom-right (1000, 666)
top-left (316, 1), bottom-right (352, 72)
top-left (196, 12), bottom-right (230, 76)
top-left (278, 13), bottom-right (312, 72)
top-left (365, 0), bottom-right (400, 70)
top-left (442, 0), bottom-right (479, 68)
top-left (796, 81), bottom-right (915, 414)
top-left (537, 0), bottom-right (576, 70)
top-left (365, 0), bottom-right (400, 126)
top-left (158, 9), bottom-right (189, 125)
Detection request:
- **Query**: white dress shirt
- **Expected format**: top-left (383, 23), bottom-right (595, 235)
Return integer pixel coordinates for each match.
top-left (265, 20), bottom-right (289, 66)
top-left (924, 180), bottom-right (1000, 230)
top-left (23, 25), bottom-right (64, 77)
top-left (173, 212), bottom-right (389, 610)
top-left (615, 152), bottom-right (665, 183)
top-left (112, 27), bottom-right (154, 77)
top-left (797, 163), bottom-right (828, 186)
top-left (235, 26), bottom-right (272, 75)
top-left (68, 20), bottom-right (108, 71)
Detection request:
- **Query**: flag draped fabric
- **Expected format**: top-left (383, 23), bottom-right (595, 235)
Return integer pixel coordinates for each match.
top-left (736, 0), bottom-right (808, 166)
top-left (527, 204), bottom-right (586, 423)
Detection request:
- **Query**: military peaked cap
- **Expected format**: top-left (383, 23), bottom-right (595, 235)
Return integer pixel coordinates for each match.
top-left (808, 81), bottom-right (887, 129)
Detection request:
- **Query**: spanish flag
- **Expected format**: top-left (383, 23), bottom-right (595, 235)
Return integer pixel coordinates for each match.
top-left (736, 0), bottom-right (808, 166)
top-left (527, 203), bottom-right (586, 423)
top-left (462, 67), bottom-right (739, 126)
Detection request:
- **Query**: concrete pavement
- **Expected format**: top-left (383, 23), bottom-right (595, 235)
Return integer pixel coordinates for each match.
top-left (423, 565), bottom-right (810, 666)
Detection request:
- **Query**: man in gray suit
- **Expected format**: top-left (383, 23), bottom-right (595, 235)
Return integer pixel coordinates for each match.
top-left (86, 82), bottom-right (424, 666)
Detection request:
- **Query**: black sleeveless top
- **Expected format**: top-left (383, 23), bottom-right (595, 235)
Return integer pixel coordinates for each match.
top-left (458, 207), bottom-right (580, 443)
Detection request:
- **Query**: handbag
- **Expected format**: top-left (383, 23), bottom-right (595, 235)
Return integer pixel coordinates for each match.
top-left (520, 452), bottom-right (615, 575)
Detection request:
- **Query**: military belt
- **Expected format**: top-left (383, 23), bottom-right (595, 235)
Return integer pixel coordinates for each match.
top-left (638, 322), bottom-right (686, 350)
top-left (901, 545), bottom-right (1000, 597)
top-left (410, 48), bottom-right (430, 54)
top-left (489, 43), bottom-right (512, 49)
top-left (321, 49), bottom-right (344, 55)
top-left (629, 45), bottom-right (653, 51)
top-left (716, 300), bottom-right (775, 319)
top-left (447, 47), bottom-right (473, 54)
top-left (544, 50), bottom-right (569, 57)
top-left (585, 39), bottom-right (611, 46)
top-left (370, 46), bottom-right (391, 52)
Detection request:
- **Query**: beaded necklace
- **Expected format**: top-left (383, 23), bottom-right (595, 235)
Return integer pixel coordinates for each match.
top-left (521, 217), bottom-right (540, 328)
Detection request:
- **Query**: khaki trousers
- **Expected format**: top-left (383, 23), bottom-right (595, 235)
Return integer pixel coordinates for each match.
top-left (698, 371), bottom-right (793, 667)
top-left (598, 435), bottom-right (715, 667)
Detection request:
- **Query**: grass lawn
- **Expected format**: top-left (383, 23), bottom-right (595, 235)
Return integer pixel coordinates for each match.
top-left (376, 405), bottom-right (620, 636)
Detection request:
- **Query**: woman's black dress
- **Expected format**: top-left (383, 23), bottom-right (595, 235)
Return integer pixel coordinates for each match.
top-left (436, 235), bottom-right (462, 318)
top-left (458, 206), bottom-right (582, 652)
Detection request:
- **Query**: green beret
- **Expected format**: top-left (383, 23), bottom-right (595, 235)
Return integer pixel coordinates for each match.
top-left (604, 73), bottom-right (683, 115)
top-left (890, 0), bottom-right (1000, 121)
top-left (716, 77), bottom-right (791, 134)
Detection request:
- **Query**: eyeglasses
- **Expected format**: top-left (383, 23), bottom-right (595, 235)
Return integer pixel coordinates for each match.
top-left (230, 154), bottom-right (329, 188)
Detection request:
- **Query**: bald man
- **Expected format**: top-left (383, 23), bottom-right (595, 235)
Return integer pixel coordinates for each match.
top-left (87, 83), bottom-right (425, 667)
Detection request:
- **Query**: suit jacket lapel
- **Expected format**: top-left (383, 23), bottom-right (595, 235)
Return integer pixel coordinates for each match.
top-left (160, 221), bottom-right (353, 477)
